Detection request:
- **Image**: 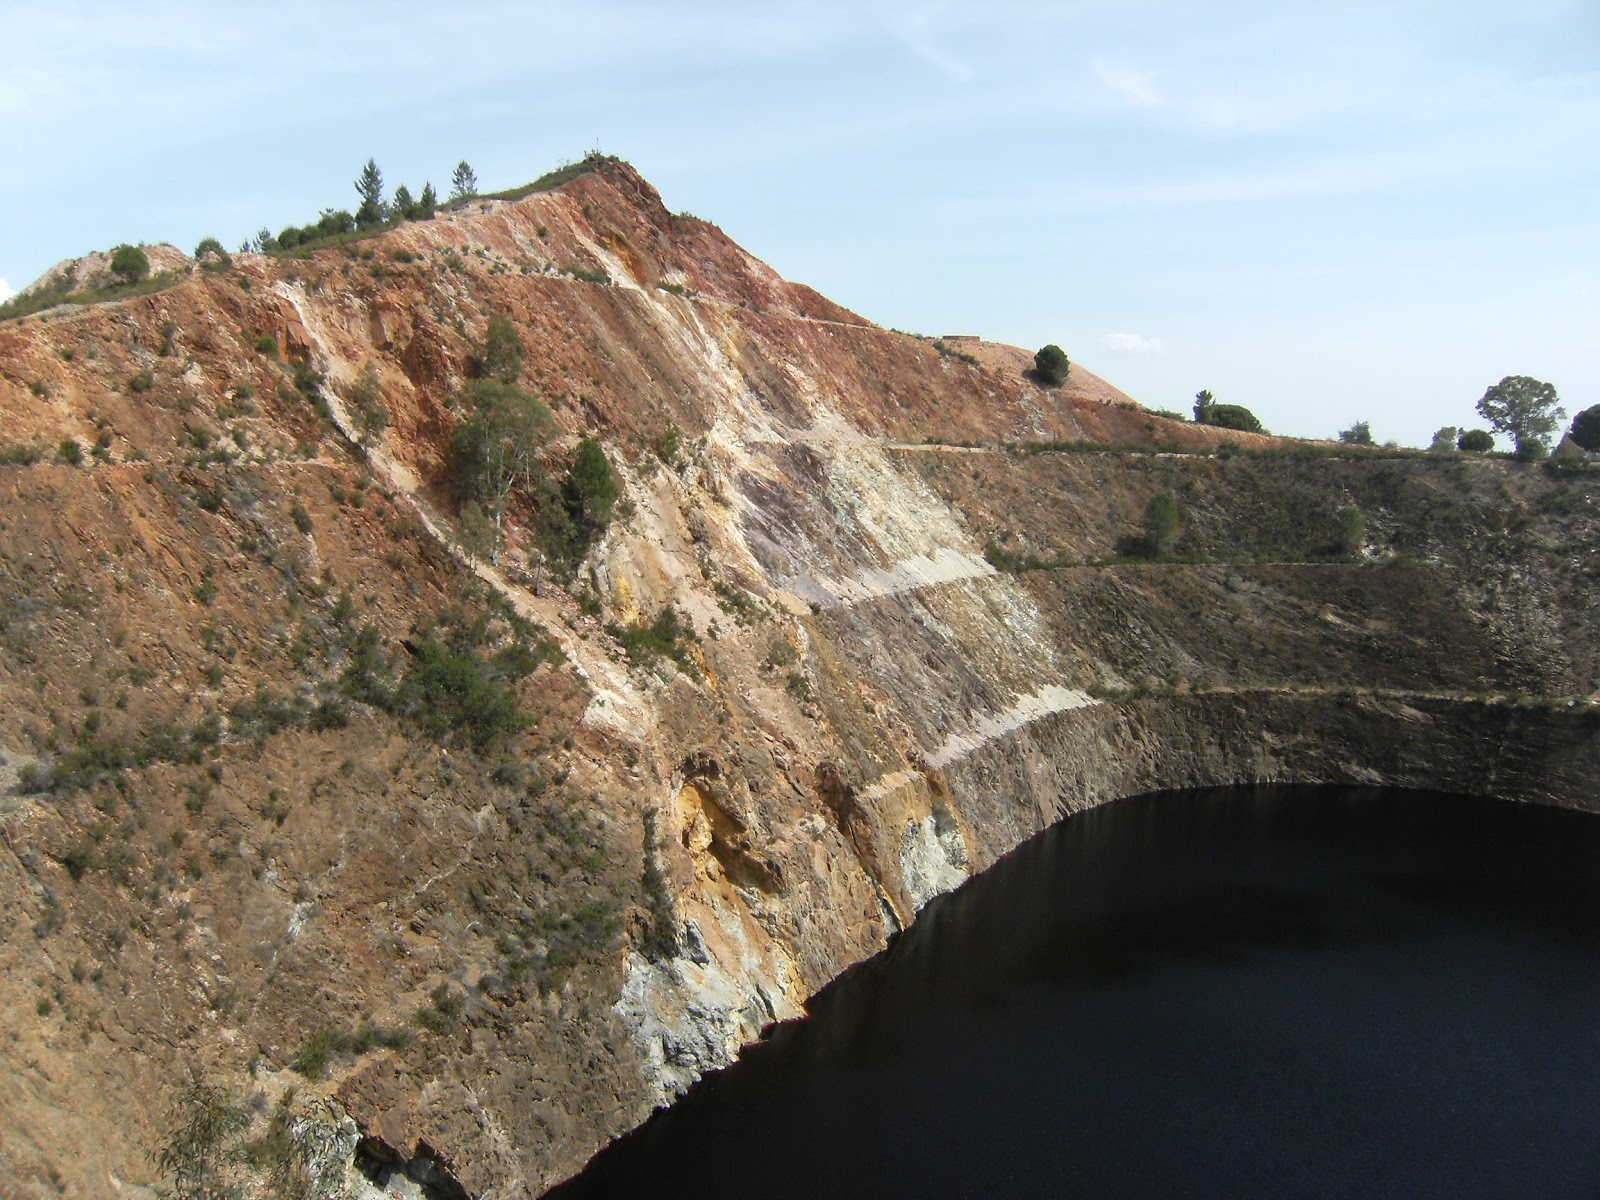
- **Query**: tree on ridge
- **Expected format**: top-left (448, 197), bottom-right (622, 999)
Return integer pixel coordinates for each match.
top-left (355, 158), bottom-right (386, 228)
top-left (1476, 375), bottom-right (1563, 458)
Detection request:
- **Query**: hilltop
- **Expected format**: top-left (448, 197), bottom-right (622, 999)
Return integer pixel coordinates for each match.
top-left (1, 157), bottom-right (1596, 1199)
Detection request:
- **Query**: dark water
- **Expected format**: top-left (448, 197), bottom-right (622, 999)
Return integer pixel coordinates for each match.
top-left (547, 786), bottom-right (1600, 1199)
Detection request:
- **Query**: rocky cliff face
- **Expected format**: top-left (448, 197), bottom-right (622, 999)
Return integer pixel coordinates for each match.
top-left (1, 159), bottom-right (1595, 1198)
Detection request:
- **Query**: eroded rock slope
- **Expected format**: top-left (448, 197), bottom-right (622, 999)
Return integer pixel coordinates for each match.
top-left (1, 159), bottom-right (1596, 1198)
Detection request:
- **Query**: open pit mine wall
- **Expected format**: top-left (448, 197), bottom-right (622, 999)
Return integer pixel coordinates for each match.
top-left (1, 158), bottom-right (1596, 1199)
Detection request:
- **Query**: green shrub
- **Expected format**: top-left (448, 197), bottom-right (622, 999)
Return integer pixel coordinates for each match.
top-left (609, 606), bottom-right (694, 672)
top-left (1034, 344), bottom-right (1070, 386)
top-left (254, 334), bottom-right (278, 356)
top-left (308, 699), bottom-right (349, 731)
top-left (1457, 429), bottom-right (1494, 453)
top-left (415, 983), bottom-right (464, 1032)
top-left (317, 209), bottom-right (356, 237)
top-left (1337, 421), bottom-right (1373, 445)
top-left (482, 152), bottom-right (620, 203)
top-left (1334, 506), bottom-right (1367, 559)
top-left (1547, 436), bottom-right (1586, 469)
top-left (1199, 403), bottom-right (1264, 433)
top-left (653, 423), bottom-right (682, 468)
top-left (1513, 438), bottom-right (1549, 463)
top-left (293, 1028), bottom-right (340, 1078)
top-left (56, 439), bottom-right (83, 466)
top-left (0, 441), bottom-right (46, 466)
top-left (294, 1019), bottom-right (406, 1077)
top-left (933, 340), bottom-right (978, 366)
top-left (109, 244), bottom-right (149, 284)
top-left (475, 314), bottom-right (523, 383)
top-left (60, 842), bottom-right (97, 880)
top-left (1569, 405), bottom-right (1600, 452)
top-left (127, 370), bottom-right (155, 394)
top-left (348, 362), bottom-right (387, 442)
top-left (394, 639), bottom-right (524, 750)
top-left (638, 812), bottom-right (678, 960)
top-left (1143, 493), bottom-right (1179, 557)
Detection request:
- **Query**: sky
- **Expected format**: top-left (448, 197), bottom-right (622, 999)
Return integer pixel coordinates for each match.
top-left (2, 0), bottom-right (1595, 446)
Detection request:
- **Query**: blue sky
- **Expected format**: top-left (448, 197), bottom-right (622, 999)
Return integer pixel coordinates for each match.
top-left (2, 0), bottom-right (1595, 446)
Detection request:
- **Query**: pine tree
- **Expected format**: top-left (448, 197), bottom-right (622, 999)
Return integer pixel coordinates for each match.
top-left (392, 184), bottom-right (416, 221)
top-left (451, 160), bottom-right (479, 202)
top-left (418, 182), bottom-right (438, 219)
top-left (564, 438), bottom-right (619, 537)
top-left (354, 158), bottom-right (386, 228)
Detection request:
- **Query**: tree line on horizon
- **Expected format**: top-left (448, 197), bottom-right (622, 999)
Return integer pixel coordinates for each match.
top-left (1028, 339), bottom-right (1589, 460)
top-left (226, 158), bottom-right (482, 256)
top-left (1333, 375), bottom-right (1595, 462)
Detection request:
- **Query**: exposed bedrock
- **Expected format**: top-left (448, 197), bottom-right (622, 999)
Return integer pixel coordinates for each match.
top-left (2, 158), bottom-right (1596, 1198)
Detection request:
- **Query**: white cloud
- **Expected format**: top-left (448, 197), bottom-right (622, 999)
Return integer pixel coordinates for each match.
top-left (0, 277), bottom-right (14, 303)
top-left (1092, 58), bottom-right (1164, 109)
top-left (895, 2), bottom-right (977, 82)
top-left (1101, 332), bottom-right (1165, 354)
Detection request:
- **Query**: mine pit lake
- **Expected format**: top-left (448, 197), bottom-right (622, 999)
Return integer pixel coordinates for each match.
top-left (546, 785), bottom-right (1600, 1199)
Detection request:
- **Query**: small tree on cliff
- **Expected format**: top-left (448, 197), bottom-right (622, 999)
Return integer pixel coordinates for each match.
top-left (154, 1074), bottom-right (252, 1200)
top-left (564, 437), bottom-right (620, 540)
top-left (348, 361), bottom-right (387, 444)
top-left (448, 380), bottom-right (555, 563)
top-left (475, 314), bottom-right (523, 383)
top-left (1034, 344), bottom-right (1071, 386)
top-left (1143, 493), bottom-right (1180, 557)
top-left (1334, 506), bottom-right (1367, 559)
top-left (451, 160), bottom-right (479, 202)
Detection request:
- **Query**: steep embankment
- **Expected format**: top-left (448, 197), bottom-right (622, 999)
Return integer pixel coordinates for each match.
top-left (1, 159), bottom-right (1595, 1199)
